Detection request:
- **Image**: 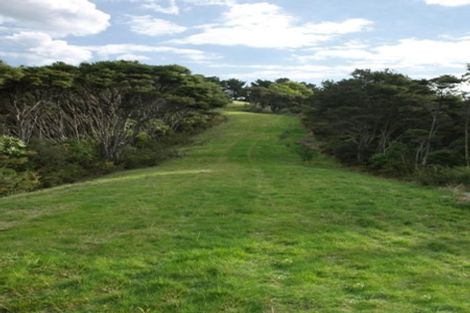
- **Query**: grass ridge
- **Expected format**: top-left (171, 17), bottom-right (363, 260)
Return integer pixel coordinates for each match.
top-left (0, 108), bottom-right (469, 313)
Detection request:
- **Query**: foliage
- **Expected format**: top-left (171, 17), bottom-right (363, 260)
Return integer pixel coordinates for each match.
top-left (0, 135), bottom-right (29, 168)
top-left (303, 69), bottom-right (468, 184)
top-left (0, 61), bottom-right (229, 194)
top-left (248, 78), bottom-right (314, 113)
top-left (207, 77), bottom-right (247, 100)
top-left (415, 165), bottom-right (470, 186)
top-left (0, 168), bottom-right (39, 195)
top-left (0, 135), bottom-right (38, 195)
top-left (223, 78), bottom-right (247, 99)
top-left (28, 139), bottom-right (109, 187)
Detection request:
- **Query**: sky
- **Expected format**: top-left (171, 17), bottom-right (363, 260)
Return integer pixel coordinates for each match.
top-left (0, 0), bottom-right (469, 83)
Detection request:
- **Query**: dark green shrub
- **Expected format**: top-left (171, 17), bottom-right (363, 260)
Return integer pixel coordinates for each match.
top-left (441, 166), bottom-right (470, 186)
top-left (28, 139), bottom-right (115, 188)
top-left (38, 163), bottom-right (90, 187)
top-left (177, 112), bottom-right (211, 132)
top-left (414, 166), bottom-right (470, 186)
top-left (330, 141), bottom-right (360, 164)
top-left (427, 149), bottom-right (462, 166)
top-left (369, 143), bottom-right (413, 176)
top-left (0, 168), bottom-right (39, 195)
top-left (120, 143), bottom-right (179, 169)
top-left (414, 166), bottom-right (450, 186)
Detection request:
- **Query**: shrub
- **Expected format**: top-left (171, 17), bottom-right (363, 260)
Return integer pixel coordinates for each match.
top-left (369, 143), bottom-right (413, 177)
top-left (120, 143), bottom-right (179, 169)
top-left (0, 168), bottom-right (39, 196)
top-left (427, 149), bottom-right (462, 167)
top-left (0, 135), bottom-right (26, 155)
top-left (414, 166), bottom-right (470, 186)
top-left (441, 166), bottom-right (470, 186)
top-left (28, 139), bottom-right (115, 188)
top-left (414, 166), bottom-right (450, 186)
top-left (0, 135), bottom-right (30, 169)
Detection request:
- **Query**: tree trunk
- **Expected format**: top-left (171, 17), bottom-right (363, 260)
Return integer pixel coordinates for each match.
top-left (465, 102), bottom-right (470, 167)
top-left (421, 104), bottom-right (440, 167)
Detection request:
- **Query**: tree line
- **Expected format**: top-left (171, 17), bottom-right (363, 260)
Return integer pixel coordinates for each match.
top-left (240, 67), bottom-right (470, 185)
top-left (0, 61), bottom-right (229, 195)
top-left (134, 68), bottom-right (470, 186)
top-left (303, 69), bottom-right (470, 183)
top-left (2, 59), bottom-right (470, 195)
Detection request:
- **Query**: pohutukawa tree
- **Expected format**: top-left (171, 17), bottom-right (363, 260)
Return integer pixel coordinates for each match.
top-left (0, 60), bottom-right (229, 194)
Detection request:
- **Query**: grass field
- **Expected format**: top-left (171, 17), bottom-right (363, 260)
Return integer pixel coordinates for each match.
top-left (0, 107), bottom-right (469, 313)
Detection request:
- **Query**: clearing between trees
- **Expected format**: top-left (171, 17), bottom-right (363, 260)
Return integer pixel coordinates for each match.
top-left (0, 107), bottom-right (469, 313)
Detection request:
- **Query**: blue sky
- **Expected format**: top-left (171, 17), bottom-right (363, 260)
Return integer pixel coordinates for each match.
top-left (1, 0), bottom-right (470, 82)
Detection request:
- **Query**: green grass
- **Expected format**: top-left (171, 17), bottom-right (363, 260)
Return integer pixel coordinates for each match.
top-left (1, 109), bottom-right (469, 313)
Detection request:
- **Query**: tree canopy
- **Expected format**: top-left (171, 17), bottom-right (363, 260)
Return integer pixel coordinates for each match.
top-left (0, 60), bottom-right (229, 195)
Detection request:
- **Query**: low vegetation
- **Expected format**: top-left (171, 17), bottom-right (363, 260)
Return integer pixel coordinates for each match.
top-left (1, 61), bottom-right (469, 311)
top-left (0, 107), bottom-right (468, 312)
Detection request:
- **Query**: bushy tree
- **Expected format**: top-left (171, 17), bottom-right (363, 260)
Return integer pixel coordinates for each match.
top-left (0, 61), bottom-right (230, 193)
top-left (249, 79), bottom-right (313, 112)
top-left (303, 69), bottom-right (465, 176)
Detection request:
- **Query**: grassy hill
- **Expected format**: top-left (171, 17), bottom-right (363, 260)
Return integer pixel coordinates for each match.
top-left (0, 107), bottom-right (469, 313)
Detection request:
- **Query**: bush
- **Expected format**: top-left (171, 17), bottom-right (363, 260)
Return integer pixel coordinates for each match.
top-left (28, 139), bottom-right (116, 188)
top-left (330, 141), bottom-right (360, 164)
top-left (442, 166), bottom-right (470, 186)
top-left (427, 149), bottom-right (462, 167)
top-left (0, 135), bottom-right (27, 157)
top-left (0, 168), bottom-right (39, 196)
top-left (414, 166), bottom-right (470, 186)
top-left (176, 112), bottom-right (212, 132)
top-left (38, 163), bottom-right (91, 187)
top-left (414, 166), bottom-right (450, 186)
top-left (0, 135), bottom-right (30, 169)
top-left (120, 143), bottom-right (179, 169)
top-left (369, 143), bottom-right (413, 176)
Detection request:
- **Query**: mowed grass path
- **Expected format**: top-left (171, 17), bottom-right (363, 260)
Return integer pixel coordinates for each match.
top-left (0, 108), bottom-right (469, 313)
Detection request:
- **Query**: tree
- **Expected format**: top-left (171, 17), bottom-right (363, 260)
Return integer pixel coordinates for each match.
top-left (0, 66), bottom-right (48, 143)
top-left (248, 79), bottom-right (312, 113)
top-left (461, 67), bottom-right (470, 166)
top-left (418, 75), bottom-right (461, 167)
top-left (73, 61), bottom-right (166, 160)
top-left (0, 60), bottom-right (230, 193)
top-left (303, 69), bottom-right (465, 171)
top-left (222, 78), bottom-right (246, 99)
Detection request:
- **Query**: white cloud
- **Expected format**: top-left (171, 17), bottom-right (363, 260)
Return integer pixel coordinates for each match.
top-left (130, 0), bottom-right (234, 13)
top-left (0, 32), bottom-right (217, 65)
top-left (127, 15), bottom-right (187, 36)
top-left (212, 35), bottom-right (470, 82)
top-left (1, 32), bottom-right (93, 65)
top-left (89, 44), bottom-right (219, 63)
top-left (215, 62), bottom-right (467, 83)
top-left (183, 0), bottom-right (235, 5)
top-left (424, 0), bottom-right (470, 6)
top-left (132, 0), bottom-right (180, 14)
top-left (213, 63), bottom-right (351, 81)
top-left (175, 2), bottom-right (373, 48)
top-left (298, 37), bottom-right (470, 71)
top-left (0, 0), bottom-right (110, 37)
top-left (116, 54), bottom-right (151, 61)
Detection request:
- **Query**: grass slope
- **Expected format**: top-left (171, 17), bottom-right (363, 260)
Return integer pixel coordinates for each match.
top-left (0, 107), bottom-right (469, 313)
